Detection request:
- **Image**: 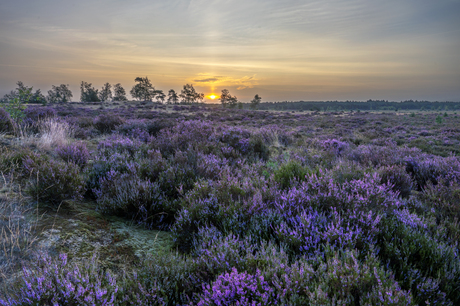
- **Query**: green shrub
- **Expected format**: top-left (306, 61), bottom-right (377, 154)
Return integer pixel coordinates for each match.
top-left (377, 212), bottom-right (460, 304)
top-left (24, 154), bottom-right (85, 204)
top-left (273, 161), bottom-right (311, 190)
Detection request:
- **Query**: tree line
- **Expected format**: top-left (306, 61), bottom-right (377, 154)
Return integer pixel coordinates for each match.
top-left (0, 77), bottom-right (263, 109)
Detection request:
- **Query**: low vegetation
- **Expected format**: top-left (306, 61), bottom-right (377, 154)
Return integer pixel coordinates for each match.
top-left (0, 96), bottom-right (459, 305)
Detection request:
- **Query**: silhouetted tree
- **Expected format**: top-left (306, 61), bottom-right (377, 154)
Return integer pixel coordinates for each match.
top-left (155, 90), bottom-right (166, 103)
top-left (130, 77), bottom-right (156, 101)
top-left (167, 89), bottom-right (179, 104)
top-left (180, 84), bottom-right (204, 104)
top-left (80, 81), bottom-right (100, 102)
top-left (250, 94), bottom-right (261, 110)
top-left (113, 83), bottom-right (128, 101)
top-left (47, 84), bottom-right (73, 103)
top-left (98, 82), bottom-right (112, 102)
top-left (220, 89), bottom-right (237, 108)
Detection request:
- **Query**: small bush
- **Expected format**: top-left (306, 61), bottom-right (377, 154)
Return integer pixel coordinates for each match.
top-left (23, 106), bottom-right (56, 123)
top-left (197, 268), bottom-right (275, 305)
top-left (2, 253), bottom-right (119, 305)
top-left (56, 142), bottom-right (90, 168)
top-left (24, 153), bottom-right (85, 204)
top-left (378, 165), bottom-right (413, 198)
top-left (0, 108), bottom-right (13, 133)
top-left (273, 161), bottom-right (310, 190)
top-left (93, 114), bottom-right (124, 133)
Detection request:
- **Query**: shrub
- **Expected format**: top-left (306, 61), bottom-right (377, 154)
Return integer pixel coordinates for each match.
top-left (197, 268), bottom-right (275, 306)
top-left (405, 156), bottom-right (460, 190)
top-left (320, 138), bottom-right (349, 157)
top-left (273, 161), bottom-right (310, 190)
top-left (151, 120), bottom-right (217, 157)
top-left (378, 165), bottom-right (413, 198)
top-left (0, 108), bottom-right (13, 133)
top-left (93, 114), bottom-right (124, 133)
top-left (309, 249), bottom-right (413, 305)
top-left (377, 211), bottom-right (460, 304)
top-left (1, 253), bottom-right (119, 305)
top-left (56, 142), bottom-right (90, 168)
top-left (116, 119), bottom-right (151, 142)
top-left (23, 106), bottom-right (56, 123)
top-left (98, 135), bottom-right (144, 157)
top-left (24, 153), bottom-right (85, 204)
top-left (420, 177), bottom-right (460, 221)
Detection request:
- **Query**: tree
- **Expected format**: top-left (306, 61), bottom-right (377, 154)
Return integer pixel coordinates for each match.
top-left (98, 83), bottom-right (112, 102)
top-left (113, 83), bottom-right (128, 101)
top-left (155, 90), bottom-right (166, 103)
top-left (47, 84), bottom-right (73, 103)
top-left (179, 84), bottom-right (204, 104)
top-left (130, 77), bottom-right (156, 101)
top-left (80, 81), bottom-right (100, 102)
top-left (167, 89), bottom-right (179, 104)
top-left (250, 94), bottom-right (262, 110)
top-left (2, 81), bottom-right (46, 105)
top-left (1, 83), bottom-right (31, 123)
top-left (219, 89), bottom-right (237, 108)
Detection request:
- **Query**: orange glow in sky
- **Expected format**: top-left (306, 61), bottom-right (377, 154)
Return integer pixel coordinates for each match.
top-left (208, 94), bottom-right (217, 100)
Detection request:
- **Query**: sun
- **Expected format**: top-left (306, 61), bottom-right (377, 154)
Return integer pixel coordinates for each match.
top-left (208, 94), bottom-right (217, 100)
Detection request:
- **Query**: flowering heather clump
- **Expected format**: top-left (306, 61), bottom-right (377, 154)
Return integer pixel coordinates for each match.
top-left (116, 119), bottom-right (151, 142)
top-left (320, 138), bottom-right (349, 156)
top-left (0, 107), bottom-right (13, 133)
top-left (93, 163), bottom-right (166, 221)
top-left (378, 165), bottom-right (413, 198)
top-left (93, 114), bottom-right (124, 133)
top-left (24, 153), bottom-right (85, 204)
top-left (197, 268), bottom-right (275, 306)
top-left (420, 177), bottom-right (460, 221)
top-left (377, 211), bottom-right (460, 304)
top-left (1, 253), bottom-right (119, 305)
top-left (405, 155), bottom-right (460, 190)
top-left (23, 106), bottom-right (56, 123)
top-left (309, 249), bottom-right (413, 305)
top-left (98, 134), bottom-right (143, 157)
top-left (275, 171), bottom-right (401, 216)
top-left (56, 142), bottom-right (90, 168)
top-left (151, 120), bottom-right (218, 156)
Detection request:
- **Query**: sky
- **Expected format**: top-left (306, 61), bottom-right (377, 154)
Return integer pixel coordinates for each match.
top-left (0, 0), bottom-right (459, 102)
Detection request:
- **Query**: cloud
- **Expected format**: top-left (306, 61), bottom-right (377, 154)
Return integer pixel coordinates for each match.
top-left (190, 74), bottom-right (259, 90)
top-left (194, 77), bottom-right (220, 83)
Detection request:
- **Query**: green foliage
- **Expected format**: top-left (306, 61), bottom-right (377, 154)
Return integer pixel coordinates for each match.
top-left (2, 85), bottom-right (32, 123)
top-left (435, 115), bottom-right (443, 124)
top-left (273, 161), bottom-right (311, 189)
top-left (377, 213), bottom-right (460, 304)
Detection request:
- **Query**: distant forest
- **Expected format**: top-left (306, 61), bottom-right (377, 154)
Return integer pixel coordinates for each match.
top-left (254, 100), bottom-right (460, 111)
